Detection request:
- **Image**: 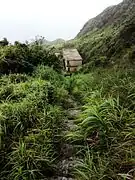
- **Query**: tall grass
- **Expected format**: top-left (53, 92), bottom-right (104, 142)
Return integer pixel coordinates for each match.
top-left (66, 68), bottom-right (135, 180)
top-left (0, 66), bottom-right (69, 179)
top-left (1, 64), bottom-right (135, 179)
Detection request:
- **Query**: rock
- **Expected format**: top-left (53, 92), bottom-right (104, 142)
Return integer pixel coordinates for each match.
top-left (50, 177), bottom-right (74, 180)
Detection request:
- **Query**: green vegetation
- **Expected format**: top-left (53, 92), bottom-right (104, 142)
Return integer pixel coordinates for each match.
top-left (1, 3), bottom-right (135, 178)
top-left (0, 41), bottom-right (135, 179)
top-left (0, 63), bottom-right (72, 179)
top-left (0, 42), bottom-right (61, 74)
top-left (0, 41), bottom-right (70, 179)
top-left (64, 12), bottom-right (134, 71)
top-left (66, 68), bottom-right (135, 179)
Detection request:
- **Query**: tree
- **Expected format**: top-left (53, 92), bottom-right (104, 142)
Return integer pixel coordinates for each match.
top-left (0, 38), bottom-right (9, 46)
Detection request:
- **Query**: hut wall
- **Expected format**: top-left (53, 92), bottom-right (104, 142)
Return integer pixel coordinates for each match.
top-left (65, 60), bottom-right (68, 67)
top-left (68, 60), bottom-right (82, 67)
top-left (70, 67), bottom-right (77, 72)
top-left (65, 60), bottom-right (82, 72)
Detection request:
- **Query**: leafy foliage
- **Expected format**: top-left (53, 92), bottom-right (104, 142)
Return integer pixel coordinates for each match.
top-left (0, 42), bottom-right (62, 75)
top-left (0, 66), bottom-right (70, 179)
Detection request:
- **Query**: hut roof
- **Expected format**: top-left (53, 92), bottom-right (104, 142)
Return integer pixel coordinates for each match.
top-left (63, 49), bottom-right (82, 61)
top-left (55, 52), bottom-right (61, 57)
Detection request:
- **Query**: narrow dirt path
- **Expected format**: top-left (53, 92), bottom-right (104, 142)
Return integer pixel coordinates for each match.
top-left (51, 103), bottom-right (81, 180)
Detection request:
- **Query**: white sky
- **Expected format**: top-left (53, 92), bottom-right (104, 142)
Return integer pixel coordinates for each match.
top-left (0, 0), bottom-right (122, 42)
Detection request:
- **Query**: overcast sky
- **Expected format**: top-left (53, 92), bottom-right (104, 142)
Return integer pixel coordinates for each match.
top-left (0, 0), bottom-right (122, 42)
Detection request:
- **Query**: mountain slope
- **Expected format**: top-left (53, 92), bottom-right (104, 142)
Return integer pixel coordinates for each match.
top-left (33, 37), bottom-right (65, 46)
top-left (72, 0), bottom-right (135, 70)
top-left (47, 39), bottom-right (65, 45)
top-left (78, 0), bottom-right (135, 36)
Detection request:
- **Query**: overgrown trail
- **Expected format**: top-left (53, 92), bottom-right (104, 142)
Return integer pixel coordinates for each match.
top-left (51, 101), bottom-right (81, 180)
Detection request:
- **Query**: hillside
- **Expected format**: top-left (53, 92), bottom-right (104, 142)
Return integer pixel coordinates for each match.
top-left (70, 0), bottom-right (135, 70)
top-left (45, 38), bottom-right (65, 45)
top-left (51, 38), bottom-right (65, 45)
top-left (78, 0), bottom-right (135, 36)
top-left (44, 38), bottom-right (65, 45)
top-left (32, 36), bottom-right (65, 46)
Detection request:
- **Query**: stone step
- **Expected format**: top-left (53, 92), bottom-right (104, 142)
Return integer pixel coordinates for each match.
top-left (51, 105), bottom-right (81, 180)
top-left (50, 177), bottom-right (74, 180)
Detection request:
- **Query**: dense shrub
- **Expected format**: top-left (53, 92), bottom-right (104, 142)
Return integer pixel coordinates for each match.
top-left (0, 73), bottom-right (66, 179)
top-left (0, 44), bottom-right (32, 74)
top-left (0, 43), bottom-right (62, 75)
top-left (33, 65), bottom-right (64, 87)
top-left (29, 45), bottom-right (62, 72)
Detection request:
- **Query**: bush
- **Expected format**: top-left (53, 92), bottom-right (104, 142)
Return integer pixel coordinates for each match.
top-left (0, 44), bottom-right (32, 74)
top-left (0, 43), bottom-right (62, 75)
top-left (0, 74), bottom-right (67, 179)
top-left (33, 65), bottom-right (64, 87)
top-left (29, 45), bottom-right (62, 72)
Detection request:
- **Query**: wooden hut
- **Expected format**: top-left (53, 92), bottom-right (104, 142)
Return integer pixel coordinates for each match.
top-left (63, 49), bottom-right (83, 72)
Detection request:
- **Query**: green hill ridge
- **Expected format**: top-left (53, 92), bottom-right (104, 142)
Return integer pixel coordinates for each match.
top-left (68, 0), bottom-right (135, 70)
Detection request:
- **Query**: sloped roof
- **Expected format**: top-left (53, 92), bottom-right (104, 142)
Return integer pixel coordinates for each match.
top-left (63, 49), bottom-right (83, 61)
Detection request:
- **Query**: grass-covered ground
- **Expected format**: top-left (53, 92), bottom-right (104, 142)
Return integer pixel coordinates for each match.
top-left (0, 66), bottom-right (71, 179)
top-left (1, 64), bottom-right (135, 179)
top-left (0, 33), bottom-right (135, 179)
top-left (66, 67), bottom-right (135, 180)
